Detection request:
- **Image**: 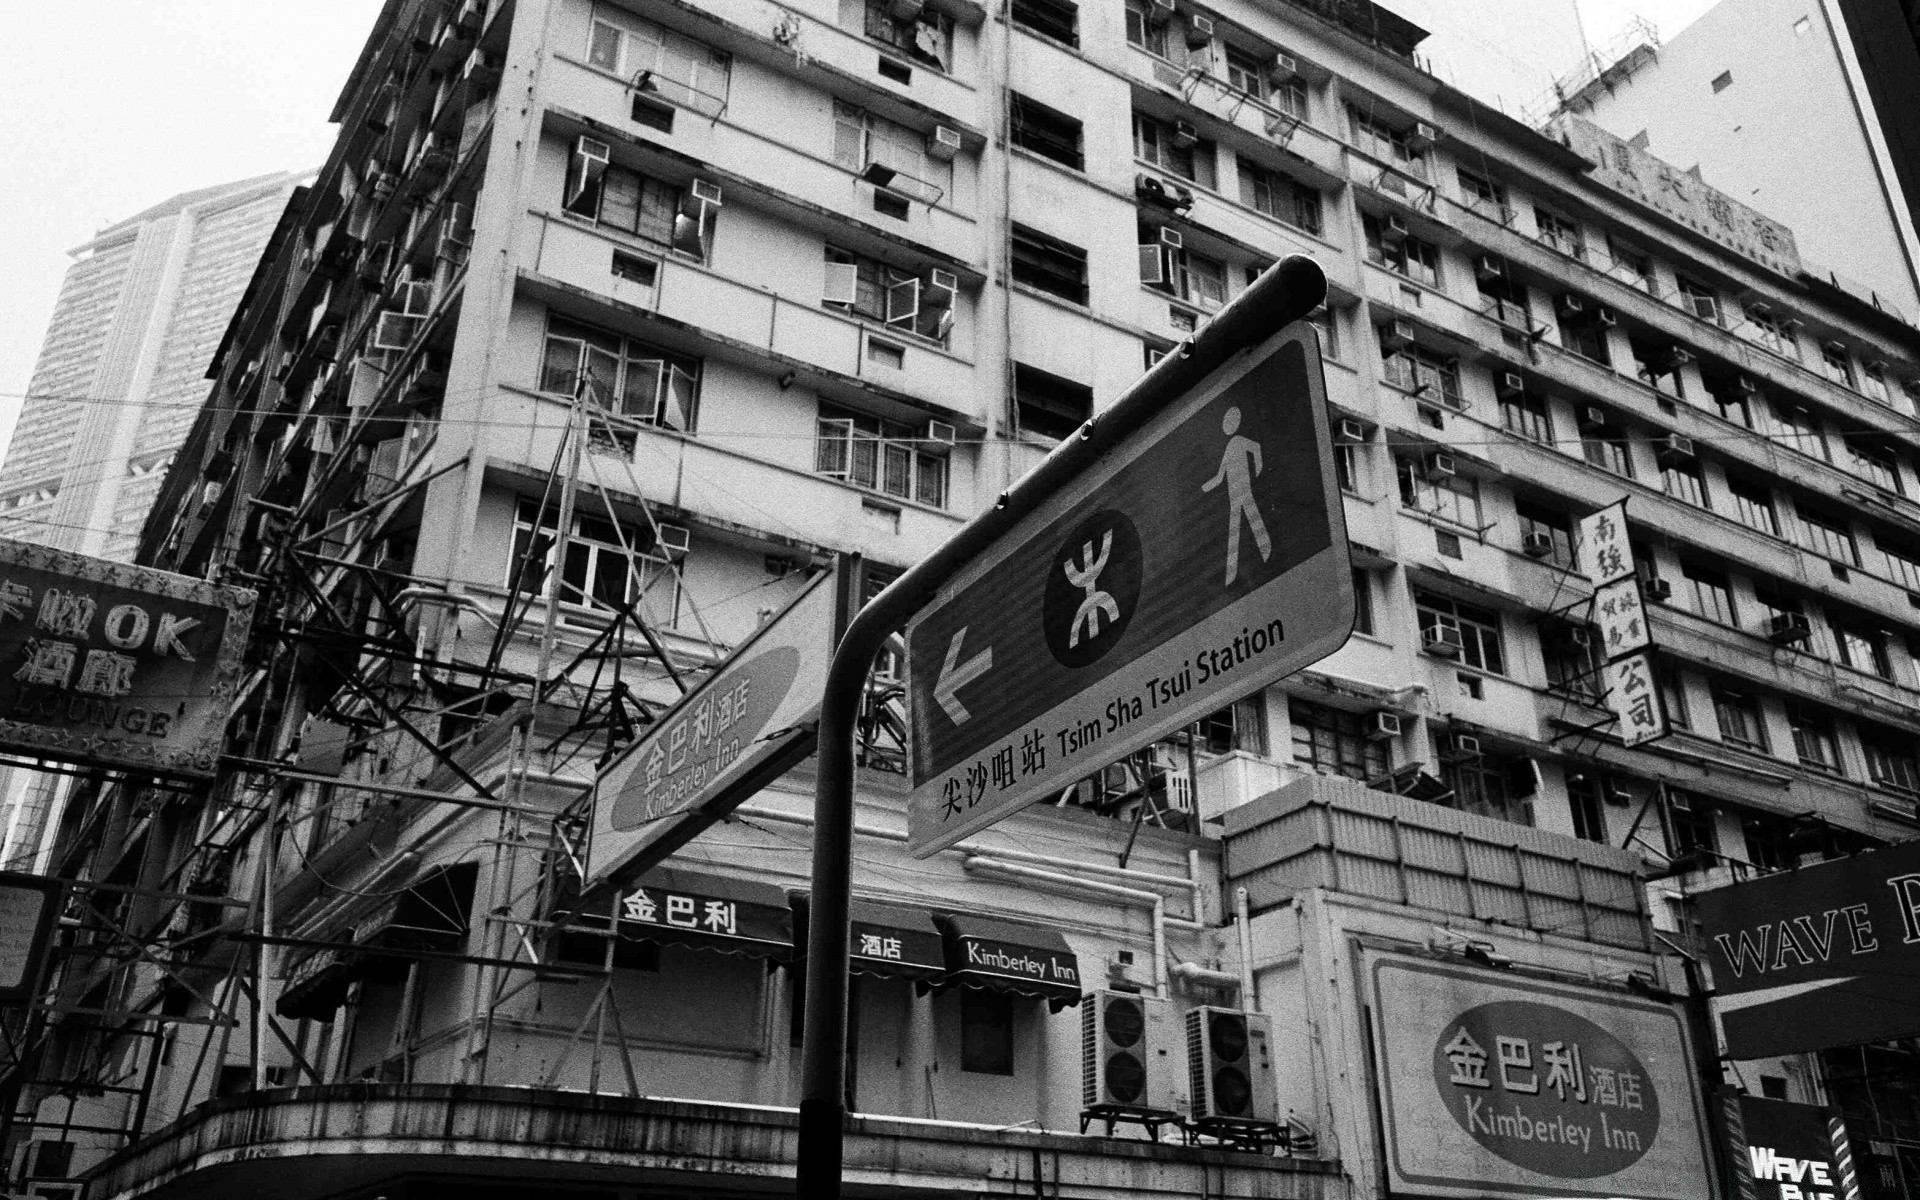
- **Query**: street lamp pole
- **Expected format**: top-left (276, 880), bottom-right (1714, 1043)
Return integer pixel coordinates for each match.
top-left (794, 255), bottom-right (1327, 1198)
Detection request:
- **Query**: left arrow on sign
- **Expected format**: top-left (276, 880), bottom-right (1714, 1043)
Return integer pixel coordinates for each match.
top-left (933, 626), bottom-right (993, 725)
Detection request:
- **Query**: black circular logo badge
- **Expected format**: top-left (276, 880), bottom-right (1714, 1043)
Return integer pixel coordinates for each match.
top-left (1043, 510), bottom-right (1142, 668)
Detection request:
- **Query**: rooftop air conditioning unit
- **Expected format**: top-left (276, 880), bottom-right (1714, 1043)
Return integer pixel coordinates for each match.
top-left (1335, 417), bottom-right (1367, 444)
top-left (1422, 451), bottom-right (1457, 479)
top-left (1765, 613), bottom-right (1810, 645)
top-left (1408, 121), bottom-right (1439, 150)
top-left (1658, 433), bottom-right (1695, 463)
top-left (1497, 371), bottom-right (1524, 398)
top-left (927, 125), bottom-right (962, 161)
top-left (1186, 1007), bottom-right (1278, 1124)
top-left (1083, 991), bottom-right (1182, 1116)
top-left (1643, 577), bottom-right (1673, 602)
top-left (1158, 226), bottom-right (1184, 248)
top-left (1475, 255), bottom-right (1505, 280)
top-left (1423, 624), bottom-right (1464, 658)
top-left (1172, 119), bottom-right (1200, 148)
top-left (1579, 405), bottom-right (1608, 429)
top-left (1186, 15), bottom-right (1214, 45)
top-left (1367, 711), bottom-right (1402, 740)
top-left (1270, 51), bottom-right (1298, 82)
top-left (1522, 531), bottom-right (1555, 558)
top-left (1380, 319), bottom-right (1416, 351)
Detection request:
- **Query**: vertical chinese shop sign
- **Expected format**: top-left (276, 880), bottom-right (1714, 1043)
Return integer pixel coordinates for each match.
top-left (0, 538), bottom-right (253, 779)
top-left (1367, 951), bottom-right (1715, 1200)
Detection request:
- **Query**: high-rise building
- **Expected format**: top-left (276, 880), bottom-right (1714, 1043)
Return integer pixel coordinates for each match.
top-left (0, 172), bottom-right (304, 874)
top-left (16, 0), bottom-right (1920, 1198)
top-left (1558, 0), bottom-right (1920, 325)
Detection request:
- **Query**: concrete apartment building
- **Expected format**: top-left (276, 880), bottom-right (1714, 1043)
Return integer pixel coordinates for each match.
top-left (13, 0), bottom-right (1920, 1197)
top-left (0, 172), bottom-right (303, 875)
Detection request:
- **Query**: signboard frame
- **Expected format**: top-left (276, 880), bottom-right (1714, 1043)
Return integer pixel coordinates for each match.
top-left (0, 871), bottom-right (61, 1005)
top-left (903, 322), bottom-right (1351, 856)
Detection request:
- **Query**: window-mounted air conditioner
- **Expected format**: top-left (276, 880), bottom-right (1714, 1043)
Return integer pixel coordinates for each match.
top-left (690, 178), bottom-right (724, 207)
top-left (1558, 293), bottom-right (1586, 315)
top-left (1380, 319), bottom-right (1416, 351)
top-left (1423, 625), bottom-right (1463, 658)
top-left (1579, 405), bottom-right (1608, 429)
top-left (655, 523), bottom-right (692, 559)
top-left (1522, 531), bottom-right (1555, 558)
top-left (1335, 417), bottom-right (1366, 444)
top-left (1450, 733), bottom-right (1482, 757)
top-left (1381, 214), bottom-right (1410, 244)
top-left (1643, 578), bottom-right (1673, 602)
top-left (1270, 51), bottom-right (1298, 82)
top-left (1408, 121), bottom-right (1440, 150)
top-left (1367, 711), bottom-right (1402, 740)
top-left (925, 419), bottom-right (957, 448)
top-left (1765, 612), bottom-right (1810, 645)
top-left (1172, 119), bottom-right (1200, 148)
top-left (1595, 306), bottom-right (1618, 327)
top-left (1422, 451), bottom-right (1457, 479)
top-left (927, 125), bottom-right (962, 161)
top-left (889, 0), bottom-right (925, 18)
top-left (1158, 226), bottom-right (1184, 248)
top-left (1475, 255), bottom-right (1504, 281)
top-left (1497, 371), bottom-right (1524, 398)
top-left (1186, 14), bottom-right (1215, 46)
top-left (1568, 626), bottom-right (1592, 647)
top-left (1658, 433), bottom-right (1695, 463)
top-left (1734, 375), bottom-right (1760, 395)
top-left (1147, 0), bottom-right (1175, 25)
top-left (1665, 346), bottom-right (1695, 368)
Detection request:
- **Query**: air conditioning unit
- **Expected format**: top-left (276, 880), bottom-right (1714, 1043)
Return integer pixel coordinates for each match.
top-left (1422, 451), bottom-right (1457, 479)
top-left (1380, 319), bottom-right (1416, 350)
top-left (453, 0), bottom-right (485, 36)
top-left (1826, 339), bottom-right (1849, 358)
top-left (358, 241), bottom-right (394, 289)
top-left (1381, 214), bottom-right (1410, 244)
top-left (927, 124), bottom-right (962, 161)
top-left (1643, 578), bottom-right (1673, 602)
top-left (1368, 711), bottom-right (1402, 740)
top-left (371, 311), bottom-right (424, 352)
top-left (1147, 0), bottom-right (1175, 24)
top-left (1158, 226), bottom-right (1184, 248)
top-left (1186, 14), bottom-right (1214, 45)
top-left (655, 523), bottom-right (691, 559)
top-left (1579, 405), bottom-right (1608, 429)
top-left (889, 0), bottom-right (925, 17)
top-left (1559, 293), bottom-right (1586, 315)
top-left (1568, 626), bottom-right (1592, 647)
top-left (1186, 1007), bottom-right (1278, 1125)
top-left (1335, 417), bottom-right (1367, 444)
top-left (1596, 306), bottom-right (1618, 327)
top-left (1686, 294), bottom-right (1720, 322)
top-left (1734, 376), bottom-right (1759, 395)
top-left (1603, 778), bottom-right (1634, 806)
top-left (1423, 624), bottom-right (1464, 658)
top-left (1658, 433), bottom-right (1695, 463)
top-left (22, 1140), bottom-right (73, 1180)
top-left (926, 419), bottom-right (957, 447)
top-left (1172, 119), bottom-right (1200, 148)
top-left (1522, 531), bottom-right (1555, 558)
top-left (1666, 346), bottom-right (1695, 368)
top-left (1270, 51), bottom-right (1298, 82)
top-left (1451, 733), bottom-right (1482, 758)
top-left (689, 178), bottom-right (724, 207)
top-left (1408, 121), bottom-right (1439, 150)
top-left (1496, 371), bottom-right (1524, 398)
top-left (1082, 991), bottom-right (1182, 1115)
top-left (1475, 255), bottom-right (1504, 280)
top-left (1765, 612), bottom-right (1810, 646)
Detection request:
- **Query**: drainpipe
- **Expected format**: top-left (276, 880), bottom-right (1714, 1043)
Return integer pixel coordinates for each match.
top-left (1235, 885), bottom-right (1257, 1009)
top-left (1169, 962), bottom-right (1242, 989)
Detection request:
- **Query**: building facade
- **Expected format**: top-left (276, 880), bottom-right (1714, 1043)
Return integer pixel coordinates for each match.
top-left (14, 0), bottom-right (1920, 1197)
top-left (0, 172), bottom-right (303, 875)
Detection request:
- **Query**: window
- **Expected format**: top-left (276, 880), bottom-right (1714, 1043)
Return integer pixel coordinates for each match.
top-left (1743, 810), bottom-right (1799, 872)
top-left (1011, 0), bottom-right (1078, 45)
top-left (1833, 616), bottom-right (1891, 679)
top-left (1140, 227), bottom-right (1228, 311)
top-left (1862, 362), bottom-right (1892, 405)
top-left (1351, 568), bottom-right (1374, 635)
top-left (1630, 336), bottom-right (1687, 399)
top-left (1516, 501), bottom-right (1574, 567)
top-left (1662, 457), bottom-right (1709, 509)
top-left (1380, 340), bottom-right (1459, 406)
top-left (510, 497), bottom-right (683, 619)
top-left (834, 101), bottom-right (950, 194)
top-left (1303, 305), bottom-right (1340, 360)
top-left (1439, 746), bottom-right (1534, 827)
top-left (1787, 703), bottom-right (1841, 772)
top-left (816, 404), bottom-right (949, 508)
top-left (1397, 456), bottom-right (1481, 530)
top-left (1012, 363), bottom-right (1091, 442)
top-left (1501, 392), bottom-right (1553, 444)
top-left (1123, 0), bottom-right (1169, 55)
top-left (540, 316), bottom-right (700, 430)
top-left (1238, 160), bottom-right (1321, 235)
top-left (1010, 94), bottom-right (1083, 170)
top-left (1799, 505), bottom-right (1859, 565)
top-left (1727, 476), bottom-right (1778, 535)
top-left (1348, 107), bottom-right (1427, 178)
top-left (1476, 267), bottom-right (1529, 328)
top-left (1541, 621), bottom-right (1601, 702)
top-left (1133, 112), bottom-right (1216, 188)
top-left (1335, 443), bottom-right (1357, 492)
top-left (1566, 774), bottom-right (1607, 842)
top-left (1457, 168), bottom-right (1507, 218)
top-left (1225, 45), bottom-right (1269, 101)
top-left (1534, 206), bottom-right (1585, 260)
top-left (1362, 215), bottom-right (1439, 288)
top-left (1711, 684), bottom-right (1767, 751)
top-left (1864, 728), bottom-right (1920, 797)
top-left (1414, 590), bottom-right (1504, 673)
top-left (1705, 375), bottom-right (1755, 428)
top-left (1755, 587), bottom-right (1807, 645)
top-left (1582, 422), bottom-right (1636, 479)
top-left (1820, 341), bottom-right (1855, 389)
top-left (1666, 790), bottom-right (1717, 858)
top-left (564, 151), bottom-right (686, 258)
top-left (823, 246), bottom-right (955, 342)
top-left (1768, 401), bottom-right (1829, 461)
top-left (587, 5), bottom-right (732, 114)
top-left (1711, 69), bottom-right (1733, 92)
top-left (859, 0), bottom-right (953, 69)
top-left (1659, 665), bottom-right (1690, 730)
top-left (1677, 276), bottom-right (1721, 324)
top-left (1881, 537), bottom-right (1920, 591)
top-left (1749, 307), bottom-right (1800, 360)
top-left (1608, 237), bottom-right (1656, 291)
top-left (1269, 76), bottom-right (1310, 122)
top-left (959, 988), bottom-right (1014, 1074)
top-left (1557, 308), bottom-right (1611, 365)
top-left (1847, 438), bottom-right (1905, 495)
top-left (1289, 699), bottom-right (1388, 782)
top-left (1682, 561), bottom-right (1736, 626)
top-left (1010, 225), bottom-right (1087, 305)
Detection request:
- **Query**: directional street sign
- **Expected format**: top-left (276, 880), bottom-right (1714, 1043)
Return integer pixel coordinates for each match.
top-left (904, 322), bottom-right (1352, 856)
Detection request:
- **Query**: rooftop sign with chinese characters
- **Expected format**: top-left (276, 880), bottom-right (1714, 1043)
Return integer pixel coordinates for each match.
top-left (586, 569), bottom-right (838, 888)
top-left (1368, 951), bottom-right (1714, 1200)
top-left (0, 538), bottom-right (253, 779)
top-left (1553, 116), bottom-right (1802, 277)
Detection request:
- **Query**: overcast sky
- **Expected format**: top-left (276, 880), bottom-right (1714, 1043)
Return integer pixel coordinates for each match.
top-left (0, 0), bottom-right (1716, 462)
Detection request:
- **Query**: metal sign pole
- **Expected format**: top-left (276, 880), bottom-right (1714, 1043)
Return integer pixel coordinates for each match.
top-left (794, 255), bottom-right (1327, 1198)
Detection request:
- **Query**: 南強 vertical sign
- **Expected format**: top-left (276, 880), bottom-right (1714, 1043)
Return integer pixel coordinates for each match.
top-left (1576, 501), bottom-right (1668, 748)
top-left (0, 538), bottom-right (254, 779)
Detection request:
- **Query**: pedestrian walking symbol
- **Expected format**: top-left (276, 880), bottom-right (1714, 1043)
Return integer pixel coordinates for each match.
top-left (1041, 510), bottom-right (1141, 668)
top-left (1201, 406), bottom-right (1272, 586)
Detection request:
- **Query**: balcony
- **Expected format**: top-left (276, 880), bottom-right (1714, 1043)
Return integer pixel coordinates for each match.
top-left (525, 215), bottom-right (981, 421)
top-left (85, 1084), bottom-right (1344, 1200)
top-left (1222, 774), bottom-right (1651, 951)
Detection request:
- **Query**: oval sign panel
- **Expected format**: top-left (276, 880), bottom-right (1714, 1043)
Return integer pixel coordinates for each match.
top-left (1430, 1000), bottom-right (1660, 1179)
